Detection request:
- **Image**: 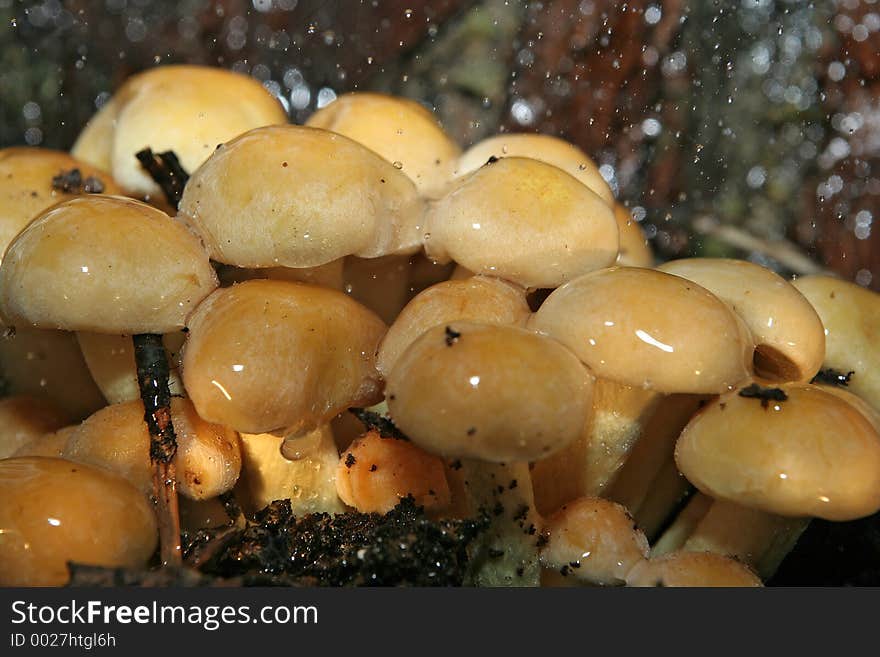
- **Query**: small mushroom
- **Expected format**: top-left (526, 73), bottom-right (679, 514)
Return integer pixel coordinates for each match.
top-left (424, 157), bottom-right (619, 289)
top-left (455, 133), bottom-right (614, 205)
top-left (386, 322), bottom-right (594, 462)
top-left (0, 195), bottom-right (218, 334)
top-left (236, 426), bottom-right (344, 516)
top-left (613, 204), bottom-right (653, 268)
top-left (0, 147), bottom-right (122, 262)
top-left (71, 65), bottom-right (287, 197)
top-left (626, 551), bottom-right (763, 587)
top-left (63, 397), bottom-right (241, 500)
top-left (306, 92), bottom-right (461, 198)
top-left (0, 457), bottom-right (158, 586)
top-left (179, 125), bottom-right (425, 270)
top-left (0, 396), bottom-right (69, 458)
top-left (529, 267), bottom-right (754, 393)
top-left (539, 497), bottom-right (649, 586)
top-left (336, 430), bottom-right (451, 513)
top-left (659, 258), bottom-right (825, 382)
top-left (792, 275), bottom-right (880, 411)
top-left (181, 279), bottom-right (386, 436)
top-left (675, 382), bottom-right (880, 520)
top-left (376, 275), bottom-right (531, 378)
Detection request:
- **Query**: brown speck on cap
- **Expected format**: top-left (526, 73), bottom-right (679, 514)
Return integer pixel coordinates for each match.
top-left (444, 326), bottom-right (461, 346)
top-left (738, 383), bottom-right (788, 409)
top-left (344, 453), bottom-right (356, 469)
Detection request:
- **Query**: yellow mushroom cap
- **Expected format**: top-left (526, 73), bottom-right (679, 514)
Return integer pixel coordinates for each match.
top-left (64, 397), bottom-right (241, 500)
top-left (529, 267), bottom-right (754, 394)
top-left (0, 457), bottom-right (158, 586)
top-left (0, 147), bottom-right (122, 262)
top-left (455, 133), bottom-right (614, 205)
top-left (179, 125), bottom-right (425, 269)
top-left (626, 551), bottom-right (763, 587)
top-left (424, 157), bottom-right (619, 289)
top-left (306, 92), bottom-right (461, 198)
top-left (376, 275), bottom-right (531, 377)
top-left (613, 204), bottom-right (653, 268)
top-left (386, 322), bottom-right (594, 462)
top-left (540, 497), bottom-right (649, 586)
top-left (0, 396), bottom-right (69, 459)
top-left (675, 382), bottom-right (880, 521)
top-left (792, 275), bottom-right (880, 411)
top-left (181, 279), bottom-right (386, 436)
top-left (659, 258), bottom-right (825, 382)
top-left (71, 65), bottom-right (288, 196)
top-left (0, 195), bottom-right (218, 334)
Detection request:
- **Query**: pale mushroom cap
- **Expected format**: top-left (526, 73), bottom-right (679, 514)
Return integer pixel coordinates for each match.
top-left (613, 204), bottom-right (653, 267)
top-left (75, 330), bottom-right (186, 404)
top-left (386, 322), bottom-right (594, 462)
top-left (376, 275), bottom-right (531, 377)
top-left (179, 125), bottom-right (425, 268)
top-left (455, 133), bottom-right (614, 205)
top-left (0, 147), bottom-right (122, 261)
top-left (336, 430), bottom-right (451, 513)
top-left (675, 382), bottom-right (880, 521)
top-left (306, 92), bottom-right (461, 198)
top-left (425, 157), bottom-right (619, 289)
top-left (529, 267), bottom-right (754, 394)
top-left (0, 396), bottom-right (69, 459)
top-left (0, 195), bottom-right (218, 334)
top-left (0, 457), bottom-right (157, 586)
top-left (72, 65), bottom-right (288, 195)
top-left (792, 275), bottom-right (880, 411)
top-left (0, 322), bottom-right (105, 419)
top-left (659, 258), bottom-right (825, 382)
top-left (63, 397), bottom-right (241, 500)
top-left (540, 497), bottom-right (649, 586)
top-left (626, 551), bottom-right (763, 587)
top-left (182, 279), bottom-right (386, 435)
top-left (13, 425), bottom-right (78, 458)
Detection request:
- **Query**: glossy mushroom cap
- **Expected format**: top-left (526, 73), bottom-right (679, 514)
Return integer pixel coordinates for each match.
top-left (179, 125), bottom-right (424, 269)
top-left (386, 322), bottom-right (594, 462)
top-left (455, 133), bottom-right (614, 205)
top-left (529, 267), bottom-right (754, 394)
top-left (792, 275), bottom-right (880, 411)
top-left (0, 457), bottom-right (157, 586)
top-left (64, 398), bottom-right (241, 500)
top-left (336, 430), bottom-right (451, 513)
top-left (540, 497), bottom-right (649, 586)
top-left (626, 551), bottom-right (763, 587)
top-left (0, 147), bottom-right (122, 261)
top-left (613, 204), bottom-right (653, 267)
top-left (675, 382), bottom-right (880, 521)
top-left (0, 195), bottom-right (218, 334)
top-left (306, 92), bottom-right (461, 198)
top-left (181, 279), bottom-right (386, 436)
top-left (424, 157), bottom-right (618, 289)
top-left (71, 65), bottom-right (288, 196)
top-left (376, 276), bottom-right (531, 377)
top-left (659, 258), bottom-right (825, 382)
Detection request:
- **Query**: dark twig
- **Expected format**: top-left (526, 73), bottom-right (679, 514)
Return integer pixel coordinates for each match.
top-left (135, 148), bottom-right (190, 208)
top-left (133, 333), bottom-right (181, 567)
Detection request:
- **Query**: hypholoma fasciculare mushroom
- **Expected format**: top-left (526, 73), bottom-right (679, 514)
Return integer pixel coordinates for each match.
top-left (0, 395), bottom-right (69, 459)
top-left (527, 266), bottom-right (753, 513)
top-left (71, 65), bottom-right (287, 198)
top-left (0, 457), bottom-right (157, 586)
top-left (625, 551), bottom-right (763, 587)
top-left (792, 275), bottom-right (880, 412)
top-left (0, 194), bottom-right (218, 565)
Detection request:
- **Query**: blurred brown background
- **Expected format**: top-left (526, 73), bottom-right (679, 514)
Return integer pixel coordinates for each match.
top-left (1, 0), bottom-right (878, 289)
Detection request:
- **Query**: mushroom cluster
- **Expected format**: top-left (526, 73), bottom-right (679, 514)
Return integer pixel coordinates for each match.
top-left (1, 65), bottom-right (878, 587)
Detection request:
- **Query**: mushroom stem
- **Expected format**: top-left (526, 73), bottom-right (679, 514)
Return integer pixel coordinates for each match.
top-left (132, 332), bottom-right (182, 567)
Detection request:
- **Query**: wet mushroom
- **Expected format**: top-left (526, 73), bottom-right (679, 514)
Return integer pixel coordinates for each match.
top-left (12, 425), bottom-right (78, 459)
top-left (613, 204), bottom-right (653, 268)
top-left (181, 279), bottom-right (386, 436)
top-left (626, 551), bottom-right (763, 587)
top-left (425, 157), bottom-right (618, 289)
top-left (71, 65), bottom-right (288, 198)
top-left (659, 258), bottom-right (825, 382)
top-left (539, 497), bottom-right (649, 586)
top-left (0, 457), bottom-right (158, 586)
top-left (0, 194), bottom-right (219, 565)
top-left (386, 322), bottom-right (594, 463)
top-left (0, 396), bottom-right (69, 459)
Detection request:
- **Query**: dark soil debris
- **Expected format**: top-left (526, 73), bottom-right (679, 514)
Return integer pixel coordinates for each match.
top-left (738, 383), bottom-right (788, 409)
